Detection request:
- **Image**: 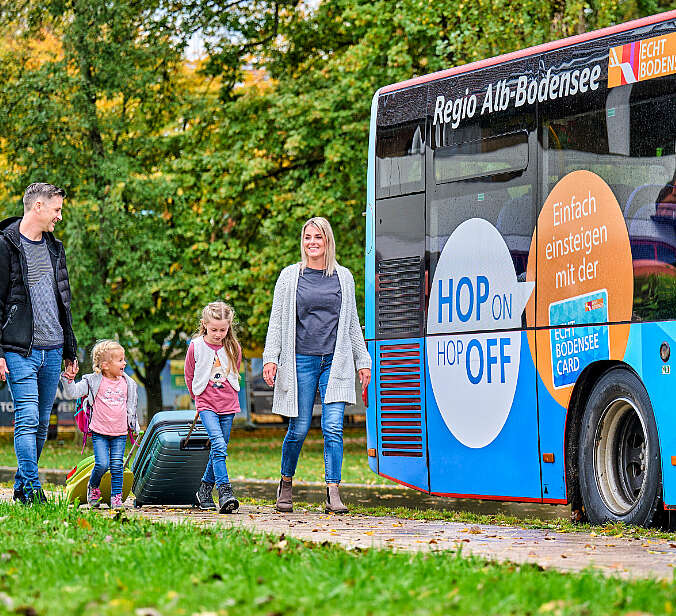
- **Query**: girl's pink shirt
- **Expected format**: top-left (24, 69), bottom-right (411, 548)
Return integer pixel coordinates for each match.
top-left (184, 340), bottom-right (241, 414)
top-left (89, 375), bottom-right (128, 436)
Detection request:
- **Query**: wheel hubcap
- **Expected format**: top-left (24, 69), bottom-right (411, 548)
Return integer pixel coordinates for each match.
top-left (593, 397), bottom-right (648, 515)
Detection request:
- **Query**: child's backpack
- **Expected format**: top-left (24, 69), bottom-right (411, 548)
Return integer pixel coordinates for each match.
top-left (73, 384), bottom-right (93, 454)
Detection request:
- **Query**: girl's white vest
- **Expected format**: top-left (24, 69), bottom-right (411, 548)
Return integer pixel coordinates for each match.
top-left (191, 336), bottom-right (240, 396)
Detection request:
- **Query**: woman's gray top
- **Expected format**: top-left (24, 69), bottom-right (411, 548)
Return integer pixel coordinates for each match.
top-left (262, 263), bottom-right (371, 417)
top-left (295, 267), bottom-right (342, 356)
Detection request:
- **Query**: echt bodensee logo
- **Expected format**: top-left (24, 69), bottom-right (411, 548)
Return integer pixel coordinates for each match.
top-left (609, 31), bottom-right (676, 87)
top-left (427, 219), bottom-right (534, 448)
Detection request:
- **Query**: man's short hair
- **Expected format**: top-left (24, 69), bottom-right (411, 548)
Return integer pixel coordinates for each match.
top-left (23, 183), bottom-right (67, 212)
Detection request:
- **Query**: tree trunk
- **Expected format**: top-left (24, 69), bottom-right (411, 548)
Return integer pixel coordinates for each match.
top-left (143, 361), bottom-right (165, 425)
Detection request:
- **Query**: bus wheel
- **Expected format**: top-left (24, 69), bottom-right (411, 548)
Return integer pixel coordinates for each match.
top-left (578, 368), bottom-right (662, 526)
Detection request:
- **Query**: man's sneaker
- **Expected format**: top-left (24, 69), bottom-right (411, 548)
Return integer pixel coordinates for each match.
top-left (87, 485), bottom-right (102, 508)
top-left (217, 483), bottom-right (239, 514)
top-left (110, 494), bottom-right (125, 510)
top-left (12, 487), bottom-right (28, 505)
top-left (195, 481), bottom-right (217, 510)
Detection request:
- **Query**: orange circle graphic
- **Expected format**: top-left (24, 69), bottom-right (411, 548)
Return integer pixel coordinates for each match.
top-left (526, 170), bottom-right (633, 407)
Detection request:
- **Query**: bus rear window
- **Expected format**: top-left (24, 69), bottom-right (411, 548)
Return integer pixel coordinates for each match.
top-left (376, 123), bottom-right (425, 197)
top-left (434, 131), bottom-right (529, 184)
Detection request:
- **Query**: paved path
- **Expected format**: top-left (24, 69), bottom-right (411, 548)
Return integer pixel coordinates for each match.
top-left (3, 487), bottom-right (676, 580)
top-left (131, 503), bottom-right (676, 580)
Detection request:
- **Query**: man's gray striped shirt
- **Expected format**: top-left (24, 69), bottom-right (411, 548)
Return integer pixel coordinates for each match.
top-left (21, 235), bottom-right (64, 349)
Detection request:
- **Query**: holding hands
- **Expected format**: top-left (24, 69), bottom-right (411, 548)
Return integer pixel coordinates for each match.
top-left (63, 358), bottom-right (79, 381)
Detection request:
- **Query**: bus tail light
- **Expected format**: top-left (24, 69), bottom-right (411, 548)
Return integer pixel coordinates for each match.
top-left (542, 453), bottom-right (555, 463)
top-left (367, 448), bottom-right (376, 457)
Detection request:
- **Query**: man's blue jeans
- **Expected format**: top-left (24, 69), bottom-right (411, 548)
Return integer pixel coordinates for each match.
top-left (90, 432), bottom-right (127, 495)
top-left (199, 410), bottom-right (235, 486)
top-left (281, 353), bottom-right (346, 484)
top-left (6, 348), bottom-right (63, 496)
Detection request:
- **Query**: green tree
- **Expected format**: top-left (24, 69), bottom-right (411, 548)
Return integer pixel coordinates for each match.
top-left (0, 1), bottom-right (203, 418)
top-left (176, 0), bottom-right (675, 350)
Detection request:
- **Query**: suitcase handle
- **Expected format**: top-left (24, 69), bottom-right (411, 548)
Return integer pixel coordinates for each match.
top-left (180, 436), bottom-right (210, 450)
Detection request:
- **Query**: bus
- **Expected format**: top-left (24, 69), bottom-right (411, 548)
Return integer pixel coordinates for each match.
top-left (363, 11), bottom-right (676, 526)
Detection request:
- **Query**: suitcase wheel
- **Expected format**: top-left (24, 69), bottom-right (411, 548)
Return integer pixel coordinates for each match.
top-left (134, 499), bottom-right (142, 508)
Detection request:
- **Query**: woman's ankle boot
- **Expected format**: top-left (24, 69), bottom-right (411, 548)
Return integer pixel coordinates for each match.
top-left (275, 478), bottom-right (293, 512)
top-left (325, 484), bottom-right (348, 514)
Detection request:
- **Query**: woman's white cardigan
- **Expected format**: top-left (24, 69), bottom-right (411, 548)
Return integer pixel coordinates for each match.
top-left (262, 263), bottom-right (371, 417)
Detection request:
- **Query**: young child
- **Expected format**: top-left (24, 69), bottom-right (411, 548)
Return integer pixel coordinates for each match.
top-left (61, 340), bottom-right (139, 509)
top-left (184, 301), bottom-right (241, 513)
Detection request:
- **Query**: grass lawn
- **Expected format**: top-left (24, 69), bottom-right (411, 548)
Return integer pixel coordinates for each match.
top-left (1, 501), bottom-right (675, 616)
top-left (0, 427), bottom-right (390, 485)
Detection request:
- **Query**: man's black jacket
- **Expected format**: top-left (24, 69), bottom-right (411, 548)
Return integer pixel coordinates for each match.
top-left (0, 217), bottom-right (77, 360)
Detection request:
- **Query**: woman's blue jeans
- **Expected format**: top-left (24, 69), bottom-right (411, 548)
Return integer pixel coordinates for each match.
top-left (199, 410), bottom-right (234, 486)
top-left (6, 348), bottom-right (63, 497)
top-left (281, 353), bottom-right (346, 484)
top-left (90, 432), bottom-right (127, 495)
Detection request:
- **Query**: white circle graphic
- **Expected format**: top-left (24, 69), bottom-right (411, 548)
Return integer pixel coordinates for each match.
top-left (427, 219), bottom-right (534, 448)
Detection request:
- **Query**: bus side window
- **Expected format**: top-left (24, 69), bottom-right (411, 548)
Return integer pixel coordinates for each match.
top-left (376, 87), bottom-right (426, 199)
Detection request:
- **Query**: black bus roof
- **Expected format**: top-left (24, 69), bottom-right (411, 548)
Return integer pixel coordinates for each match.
top-left (380, 10), bottom-right (676, 95)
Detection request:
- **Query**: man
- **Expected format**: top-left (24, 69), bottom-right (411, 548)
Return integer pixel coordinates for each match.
top-left (0, 183), bottom-right (78, 504)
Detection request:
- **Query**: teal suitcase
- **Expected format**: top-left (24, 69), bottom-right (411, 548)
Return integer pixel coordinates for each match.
top-left (131, 410), bottom-right (211, 507)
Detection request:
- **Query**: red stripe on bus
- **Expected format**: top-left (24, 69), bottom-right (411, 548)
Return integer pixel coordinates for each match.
top-left (381, 413), bottom-right (421, 419)
top-left (379, 473), bottom-right (428, 491)
top-left (380, 359), bottom-right (421, 366)
top-left (430, 491), bottom-right (543, 503)
top-left (379, 367), bottom-right (420, 373)
top-left (381, 405), bottom-right (422, 411)
top-left (380, 382), bottom-right (420, 388)
top-left (380, 11), bottom-right (676, 94)
top-left (380, 374), bottom-right (420, 381)
top-left (381, 421), bottom-right (421, 426)
top-left (382, 428), bottom-right (422, 434)
top-left (382, 451), bottom-right (423, 457)
top-left (380, 343), bottom-right (420, 350)
top-left (380, 352), bottom-right (420, 358)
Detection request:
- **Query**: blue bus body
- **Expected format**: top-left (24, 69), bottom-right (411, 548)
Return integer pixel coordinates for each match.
top-left (365, 11), bottom-right (676, 520)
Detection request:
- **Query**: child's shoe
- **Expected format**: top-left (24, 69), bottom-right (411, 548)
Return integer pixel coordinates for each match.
top-left (217, 483), bottom-right (239, 514)
top-left (195, 481), bottom-right (217, 510)
top-left (110, 494), bottom-right (125, 510)
top-left (87, 485), bottom-right (102, 508)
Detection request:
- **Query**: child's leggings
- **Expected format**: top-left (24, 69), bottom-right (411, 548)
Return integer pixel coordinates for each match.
top-left (90, 432), bottom-right (127, 495)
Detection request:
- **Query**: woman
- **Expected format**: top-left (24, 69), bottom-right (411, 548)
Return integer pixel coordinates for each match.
top-left (262, 217), bottom-right (371, 513)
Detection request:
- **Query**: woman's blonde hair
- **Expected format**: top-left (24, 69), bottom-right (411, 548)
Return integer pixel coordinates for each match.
top-left (300, 216), bottom-right (337, 276)
top-left (91, 339), bottom-right (124, 374)
top-left (194, 301), bottom-right (240, 371)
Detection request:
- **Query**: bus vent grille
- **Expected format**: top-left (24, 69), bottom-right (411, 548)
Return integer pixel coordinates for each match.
top-left (378, 342), bottom-right (423, 457)
top-left (376, 257), bottom-right (423, 337)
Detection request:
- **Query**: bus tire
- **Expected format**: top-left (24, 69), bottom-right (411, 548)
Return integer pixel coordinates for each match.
top-left (578, 368), bottom-right (662, 526)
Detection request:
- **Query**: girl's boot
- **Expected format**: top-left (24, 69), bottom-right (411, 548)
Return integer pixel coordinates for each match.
top-left (87, 485), bottom-right (102, 508)
top-left (217, 483), bottom-right (239, 514)
top-left (325, 484), bottom-right (348, 514)
top-left (195, 481), bottom-right (216, 510)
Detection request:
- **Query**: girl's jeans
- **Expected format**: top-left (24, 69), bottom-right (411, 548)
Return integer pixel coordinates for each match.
top-left (199, 410), bottom-right (234, 486)
top-left (90, 432), bottom-right (127, 495)
top-left (281, 353), bottom-right (346, 484)
top-left (6, 348), bottom-right (63, 496)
